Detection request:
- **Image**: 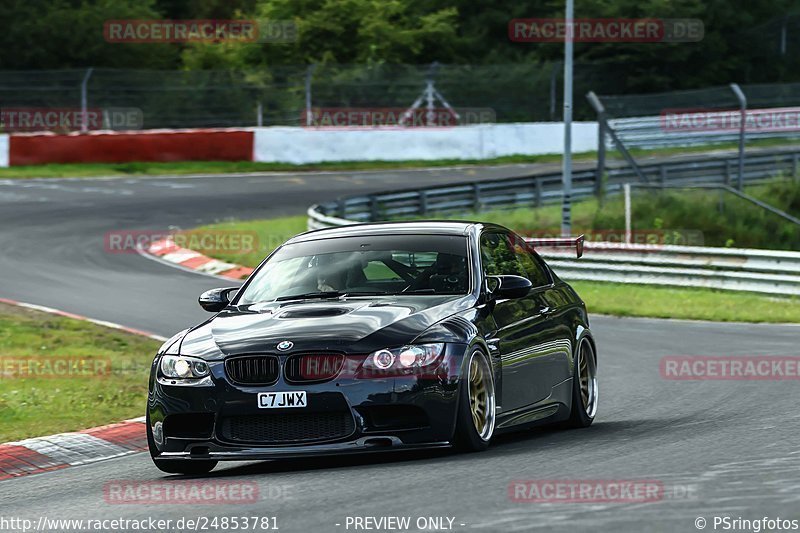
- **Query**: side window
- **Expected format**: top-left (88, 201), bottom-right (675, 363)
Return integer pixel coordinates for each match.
top-left (480, 232), bottom-right (526, 277)
top-left (509, 235), bottom-right (552, 288)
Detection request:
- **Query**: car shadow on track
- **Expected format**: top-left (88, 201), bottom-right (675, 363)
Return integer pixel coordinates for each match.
top-left (158, 417), bottom-right (686, 479)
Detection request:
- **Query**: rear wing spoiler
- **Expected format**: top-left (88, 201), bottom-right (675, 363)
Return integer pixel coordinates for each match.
top-left (524, 234), bottom-right (585, 258)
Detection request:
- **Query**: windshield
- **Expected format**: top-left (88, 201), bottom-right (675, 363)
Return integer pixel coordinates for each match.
top-left (236, 234), bottom-right (470, 304)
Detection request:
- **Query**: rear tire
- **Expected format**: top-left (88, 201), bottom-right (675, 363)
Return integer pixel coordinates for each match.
top-left (565, 338), bottom-right (598, 428)
top-left (453, 348), bottom-right (496, 452)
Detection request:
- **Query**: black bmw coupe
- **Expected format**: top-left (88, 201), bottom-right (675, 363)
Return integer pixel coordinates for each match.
top-left (147, 221), bottom-right (598, 474)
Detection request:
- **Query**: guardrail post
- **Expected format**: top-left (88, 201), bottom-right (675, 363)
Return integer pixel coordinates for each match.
top-left (369, 196), bottom-right (379, 221)
top-left (535, 178), bottom-right (543, 207)
top-left (473, 183), bottom-right (482, 211)
top-left (586, 91), bottom-right (648, 184)
top-left (659, 165), bottom-right (667, 188)
top-left (337, 198), bottom-right (346, 218)
top-left (724, 160), bottom-right (732, 186)
top-left (729, 83), bottom-right (747, 190)
top-left (792, 153), bottom-right (799, 181)
top-left (419, 191), bottom-right (428, 216)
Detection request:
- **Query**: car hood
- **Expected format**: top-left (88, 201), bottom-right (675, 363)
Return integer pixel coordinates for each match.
top-left (178, 295), bottom-right (472, 360)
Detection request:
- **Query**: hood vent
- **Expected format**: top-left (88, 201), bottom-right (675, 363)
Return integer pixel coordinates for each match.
top-left (277, 307), bottom-right (351, 319)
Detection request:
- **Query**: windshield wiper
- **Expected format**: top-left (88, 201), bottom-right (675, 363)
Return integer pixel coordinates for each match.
top-left (275, 290), bottom-right (388, 302)
top-left (275, 291), bottom-right (344, 301)
top-left (399, 288), bottom-right (437, 294)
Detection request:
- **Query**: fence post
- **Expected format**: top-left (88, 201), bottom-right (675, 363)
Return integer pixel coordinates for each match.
top-left (595, 119), bottom-right (606, 198)
top-left (80, 68), bottom-right (94, 134)
top-left (624, 183), bottom-right (632, 245)
top-left (549, 62), bottom-right (560, 121)
top-left (305, 64), bottom-right (317, 126)
top-left (256, 101), bottom-right (263, 127)
top-left (729, 83), bottom-right (747, 190)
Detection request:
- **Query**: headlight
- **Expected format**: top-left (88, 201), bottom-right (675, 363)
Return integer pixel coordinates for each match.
top-left (160, 355), bottom-right (210, 379)
top-left (361, 343), bottom-right (445, 375)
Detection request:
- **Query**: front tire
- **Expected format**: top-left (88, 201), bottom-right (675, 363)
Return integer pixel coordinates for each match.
top-left (565, 337), bottom-right (598, 428)
top-left (453, 348), bottom-right (496, 452)
top-left (152, 458), bottom-right (218, 475)
top-left (147, 412), bottom-right (218, 475)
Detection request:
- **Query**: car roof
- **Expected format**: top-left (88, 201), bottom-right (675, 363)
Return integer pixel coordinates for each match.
top-left (287, 220), bottom-right (510, 244)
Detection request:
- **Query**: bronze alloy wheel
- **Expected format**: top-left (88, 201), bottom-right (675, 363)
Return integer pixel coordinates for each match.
top-left (468, 352), bottom-right (496, 441)
top-left (577, 339), bottom-right (598, 418)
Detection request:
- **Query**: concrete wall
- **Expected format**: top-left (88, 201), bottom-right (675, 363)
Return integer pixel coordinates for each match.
top-left (253, 122), bottom-right (598, 164)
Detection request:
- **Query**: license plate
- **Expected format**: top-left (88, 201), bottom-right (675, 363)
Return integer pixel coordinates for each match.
top-left (257, 391), bottom-right (307, 409)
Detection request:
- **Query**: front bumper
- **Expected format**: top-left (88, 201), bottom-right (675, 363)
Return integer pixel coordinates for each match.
top-left (148, 344), bottom-right (467, 460)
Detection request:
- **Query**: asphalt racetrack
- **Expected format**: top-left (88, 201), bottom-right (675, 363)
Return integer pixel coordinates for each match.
top-left (1, 167), bottom-right (798, 532)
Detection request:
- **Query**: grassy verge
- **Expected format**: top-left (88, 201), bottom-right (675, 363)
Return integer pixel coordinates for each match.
top-left (572, 281), bottom-right (800, 323)
top-left (3, 137), bottom-right (800, 179)
top-left (193, 215), bottom-right (309, 267)
top-left (0, 303), bottom-right (160, 441)
top-left (440, 179), bottom-right (800, 250)
top-left (0, 154), bottom-right (568, 179)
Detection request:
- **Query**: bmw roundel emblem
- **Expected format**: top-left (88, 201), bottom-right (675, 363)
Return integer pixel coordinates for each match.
top-left (277, 340), bottom-right (294, 351)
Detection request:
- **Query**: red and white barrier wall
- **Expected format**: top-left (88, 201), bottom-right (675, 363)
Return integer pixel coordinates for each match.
top-left (0, 123), bottom-right (598, 167)
top-left (0, 129), bottom-right (253, 167)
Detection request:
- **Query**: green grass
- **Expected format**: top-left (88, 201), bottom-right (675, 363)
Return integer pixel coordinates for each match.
top-left (439, 179), bottom-right (800, 250)
top-left (3, 137), bottom-right (800, 179)
top-left (0, 155), bottom-right (564, 179)
top-left (573, 281), bottom-right (800, 323)
top-left (0, 303), bottom-right (160, 441)
top-left (191, 215), bottom-right (309, 267)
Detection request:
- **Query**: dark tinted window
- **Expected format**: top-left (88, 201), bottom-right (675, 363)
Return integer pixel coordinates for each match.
top-left (509, 235), bottom-right (552, 288)
top-left (238, 234), bottom-right (470, 303)
top-left (480, 232), bottom-right (551, 288)
top-left (480, 232), bottom-right (526, 277)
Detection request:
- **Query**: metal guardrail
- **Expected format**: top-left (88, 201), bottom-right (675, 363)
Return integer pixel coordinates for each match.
top-left (307, 148), bottom-right (800, 296)
top-left (539, 242), bottom-right (800, 296)
top-left (608, 114), bottom-right (800, 150)
top-left (310, 148), bottom-right (800, 224)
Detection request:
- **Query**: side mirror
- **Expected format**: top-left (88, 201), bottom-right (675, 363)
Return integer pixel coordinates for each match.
top-left (486, 275), bottom-right (532, 300)
top-left (199, 287), bottom-right (238, 312)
